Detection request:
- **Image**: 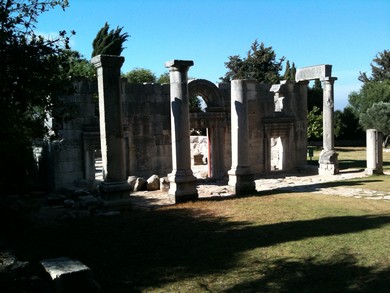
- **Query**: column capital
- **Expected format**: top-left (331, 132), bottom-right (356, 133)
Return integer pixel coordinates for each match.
top-left (91, 54), bottom-right (125, 69)
top-left (320, 76), bottom-right (338, 83)
top-left (165, 60), bottom-right (194, 71)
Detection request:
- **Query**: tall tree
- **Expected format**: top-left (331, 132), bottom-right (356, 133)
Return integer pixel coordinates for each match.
top-left (220, 40), bottom-right (285, 84)
top-left (282, 60), bottom-right (296, 81)
top-left (0, 0), bottom-right (75, 191)
top-left (91, 22), bottom-right (129, 57)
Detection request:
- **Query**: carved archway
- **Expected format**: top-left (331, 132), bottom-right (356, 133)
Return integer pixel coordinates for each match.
top-left (188, 79), bottom-right (227, 178)
top-left (188, 79), bottom-right (224, 110)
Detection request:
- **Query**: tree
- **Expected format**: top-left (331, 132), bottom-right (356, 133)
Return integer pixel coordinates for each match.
top-left (359, 102), bottom-right (390, 146)
top-left (91, 22), bottom-right (129, 57)
top-left (358, 50), bottom-right (390, 82)
top-left (307, 106), bottom-right (323, 140)
top-left (348, 79), bottom-right (390, 116)
top-left (348, 49), bottom-right (390, 145)
top-left (220, 40), bottom-right (285, 84)
top-left (0, 0), bottom-right (75, 191)
top-left (157, 72), bottom-right (170, 84)
top-left (336, 107), bottom-right (365, 140)
top-left (307, 79), bottom-right (323, 111)
top-left (123, 68), bottom-right (156, 83)
top-left (65, 50), bottom-right (95, 81)
top-left (283, 60), bottom-right (296, 81)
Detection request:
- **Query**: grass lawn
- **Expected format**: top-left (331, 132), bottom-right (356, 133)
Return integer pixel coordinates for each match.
top-left (7, 192), bottom-right (390, 292)
top-left (3, 147), bottom-right (390, 292)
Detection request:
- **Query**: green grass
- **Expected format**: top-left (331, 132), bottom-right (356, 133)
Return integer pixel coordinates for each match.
top-left (6, 192), bottom-right (390, 292)
top-left (3, 146), bottom-right (390, 292)
top-left (308, 146), bottom-right (390, 172)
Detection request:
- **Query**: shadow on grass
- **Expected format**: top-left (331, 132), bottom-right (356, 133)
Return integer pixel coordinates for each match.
top-left (8, 205), bottom-right (390, 292)
top-left (224, 253), bottom-right (390, 292)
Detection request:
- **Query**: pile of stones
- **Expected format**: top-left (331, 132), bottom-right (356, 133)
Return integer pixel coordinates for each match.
top-left (0, 246), bottom-right (100, 292)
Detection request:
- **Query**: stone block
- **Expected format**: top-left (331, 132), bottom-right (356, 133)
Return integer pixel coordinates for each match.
top-left (134, 177), bottom-right (146, 191)
top-left (296, 64), bottom-right (332, 82)
top-left (40, 257), bottom-right (100, 292)
top-left (147, 174), bottom-right (160, 191)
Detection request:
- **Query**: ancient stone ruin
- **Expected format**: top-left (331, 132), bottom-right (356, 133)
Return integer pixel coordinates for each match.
top-left (40, 56), bottom-right (339, 203)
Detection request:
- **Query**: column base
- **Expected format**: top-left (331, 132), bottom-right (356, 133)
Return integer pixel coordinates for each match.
top-left (168, 170), bottom-right (198, 203)
top-left (365, 168), bottom-right (383, 175)
top-left (228, 167), bottom-right (255, 194)
top-left (318, 150), bottom-right (339, 175)
top-left (99, 181), bottom-right (131, 200)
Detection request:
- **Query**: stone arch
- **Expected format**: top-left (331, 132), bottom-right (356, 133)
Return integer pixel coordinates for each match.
top-left (187, 79), bottom-right (227, 179)
top-left (188, 79), bottom-right (224, 109)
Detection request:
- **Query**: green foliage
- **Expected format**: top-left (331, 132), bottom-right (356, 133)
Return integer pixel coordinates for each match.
top-left (91, 22), bottom-right (129, 57)
top-left (220, 40), bottom-right (285, 84)
top-left (157, 72), bottom-right (170, 84)
top-left (123, 68), bottom-right (156, 83)
top-left (190, 96), bottom-right (202, 112)
top-left (0, 0), bottom-right (74, 191)
top-left (359, 102), bottom-right (390, 135)
top-left (283, 60), bottom-right (296, 81)
top-left (65, 50), bottom-right (95, 80)
top-left (359, 50), bottom-right (390, 82)
top-left (307, 106), bottom-right (323, 139)
top-left (307, 79), bottom-right (323, 111)
top-left (348, 50), bottom-right (390, 144)
top-left (348, 80), bottom-right (390, 116)
top-left (336, 107), bottom-right (365, 140)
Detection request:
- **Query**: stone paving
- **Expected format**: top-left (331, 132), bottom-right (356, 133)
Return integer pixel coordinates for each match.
top-left (130, 168), bottom-right (390, 209)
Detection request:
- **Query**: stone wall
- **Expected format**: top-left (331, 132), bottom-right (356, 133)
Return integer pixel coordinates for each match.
top-left (44, 77), bottom-right (308, 192)
top-left (122, 81), bottom-right (172, 178)
top-left (44, 81), bottom-right (98, 192)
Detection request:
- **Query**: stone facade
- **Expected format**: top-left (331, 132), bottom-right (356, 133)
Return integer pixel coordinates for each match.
top-left (43, 60), bottom-right (333, 195)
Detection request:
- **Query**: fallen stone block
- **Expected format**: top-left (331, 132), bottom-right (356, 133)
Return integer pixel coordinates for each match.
top-left (40, 257), bottom-right (100, 292)
top-left (147, 175), bottom-right (160, 191)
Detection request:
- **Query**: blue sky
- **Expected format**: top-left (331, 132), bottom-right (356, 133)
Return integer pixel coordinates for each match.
top-left (36, 0), bottom-right (389, 110)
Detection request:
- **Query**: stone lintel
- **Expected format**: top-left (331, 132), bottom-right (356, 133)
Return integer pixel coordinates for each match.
top-left (165, 59), bottom-right (194, 70)
top-left (295, 64), bottom-right (332, 82)
top-left (91, 54), bottom-right (125, 68)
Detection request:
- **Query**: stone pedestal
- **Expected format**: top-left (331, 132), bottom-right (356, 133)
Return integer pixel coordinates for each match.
top-left (365, 129), bottom-right (383, 175)
top-left (228, 80), bottom-right (255, 194)
top-left (92, 55), bottom-right (130, 197)
top-left (165, 60), bottom-right (198, 203)
top-left (319, 77), bottom-right (339, 175)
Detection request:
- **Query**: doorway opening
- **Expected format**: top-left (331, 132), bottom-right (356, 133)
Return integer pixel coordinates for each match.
top-left (270, 137), bottom-right (284, 171)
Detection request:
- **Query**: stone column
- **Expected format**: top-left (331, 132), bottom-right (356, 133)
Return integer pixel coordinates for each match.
top-left (228, 80), bottom-right (255, 194)
top-left (165, 60), bottom-right (198, 203)
top-left (92, 55), bottom-right (130, 195)
top-left (365, 129), bottom-right (383, 175)
top-left (318, 77), bottom-right (339, 175)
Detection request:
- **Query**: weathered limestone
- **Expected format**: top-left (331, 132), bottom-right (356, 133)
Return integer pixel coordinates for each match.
top-left (40, 257), bottom-right (100, 292)
top-left (319, 77), bottom-right (339, 175)
top-left (296, 65), bottom-right (339, 175)
top-left (365, 129), bottom-right (383, 175)
top-left (228, 80), bottom-right (255, 194)
top-left (92, 55), bottom-right (131, 196)
top-left (296, 64), bottom-right (332, 82)
top-left (165, 60), bottom-right (198, 203)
